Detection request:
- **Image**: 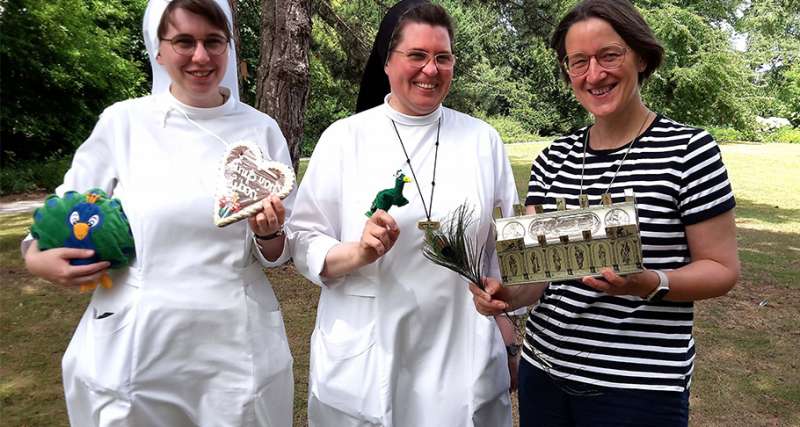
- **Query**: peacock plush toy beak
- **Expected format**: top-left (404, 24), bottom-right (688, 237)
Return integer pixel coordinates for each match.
top-left (73, 223), bottom-right (90, 240)
top-left (403, 176), bottom-right (412, 183)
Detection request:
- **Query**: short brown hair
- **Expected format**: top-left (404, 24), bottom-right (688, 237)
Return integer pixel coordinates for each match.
top-left (550, 0), bottom-right (663, 83)
top-left (387, 3), bottom-right (454, 58)
top-left (157, 0), bottom-right (232, 41)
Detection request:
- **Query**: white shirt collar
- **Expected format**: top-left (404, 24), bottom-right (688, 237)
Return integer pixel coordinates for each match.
top-left (158, 87), bottom-right (236, 126)
top-left (382, 93), bottom-right (442, 126)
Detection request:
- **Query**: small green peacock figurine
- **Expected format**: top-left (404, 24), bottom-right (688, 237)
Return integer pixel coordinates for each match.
top-left (365, 170), bottom-right (412, 217)
top-left (30, 189), bottom-right (135, 292)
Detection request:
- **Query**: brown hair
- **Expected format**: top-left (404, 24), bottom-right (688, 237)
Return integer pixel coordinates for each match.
top-left (550, 0), bottom-right (663, 83)
top-left (386, 3), bottom-right (454, 59)
top-left (157, 0), bottom-right (232, 41)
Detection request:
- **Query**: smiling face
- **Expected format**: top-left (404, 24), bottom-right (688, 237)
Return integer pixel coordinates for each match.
top-left (384, 22), bottom-right (453, 116)
top-left (564, 17), bottom-right (646, 121)
top-left (157, 8), bottom-right (228, 108)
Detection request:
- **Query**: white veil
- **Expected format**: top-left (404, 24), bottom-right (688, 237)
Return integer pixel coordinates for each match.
top-left (142, 0), bottom-right (240, 100)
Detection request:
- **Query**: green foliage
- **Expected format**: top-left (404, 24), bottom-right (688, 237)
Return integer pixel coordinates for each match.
top-left (233, 0), bottom-right (263, 106)
top-left (2, 0), bottom-right (798, 178)
top-left (0, 0), bottom-right (148, 162)
top-left (301, 0), bottom-right (798, 146)
top-left (0, 153), bottom-right (72, 195)
top-left (769, 127), bottom-right (800, 144)
top-left (775, 63), bottom-right (800, 125)
top-left (301, 14), bottom-right (363, 156)
top-left (639, 0), bottom-right (743, 24)
top-left (707, 126), bottom-right (746, 143)
top-left (735, 0), bottom-right (800, 126)
top-left (481, 116), bottom-right (540, 143)
top-left (707, 125), bottom-right (800, 144)
top-left (642, 5), bottom-right (756, 130)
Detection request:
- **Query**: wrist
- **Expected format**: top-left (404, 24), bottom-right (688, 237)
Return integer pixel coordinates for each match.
top-left (254, 227), bottom-right (284, 241)
top-left (644, 269), bottom-right (670, 301)
top-left (639, 270), bottom-right (660, 298)
top-left (355, 242), bottom-right (382, 266)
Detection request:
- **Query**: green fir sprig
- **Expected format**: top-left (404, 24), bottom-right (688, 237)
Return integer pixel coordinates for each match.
top-left (422, 202), bottom-right (486, 289)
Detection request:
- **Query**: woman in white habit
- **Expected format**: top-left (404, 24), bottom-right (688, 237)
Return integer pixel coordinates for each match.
top-left (289, 3), bottom-right (518, 426)
top-left (23, 0), bottom-right (295, 425)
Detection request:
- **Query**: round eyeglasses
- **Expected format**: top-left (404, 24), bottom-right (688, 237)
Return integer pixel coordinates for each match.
top-left (562, 45), bottom-right (627, 77)
top-left (161, 35), bottom-right (229, 57)
top-left (391, 49), bottom-right (456, 71)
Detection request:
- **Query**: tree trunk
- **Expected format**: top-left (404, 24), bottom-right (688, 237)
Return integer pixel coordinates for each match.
top-left (255, 0), bottom-right (311, 171)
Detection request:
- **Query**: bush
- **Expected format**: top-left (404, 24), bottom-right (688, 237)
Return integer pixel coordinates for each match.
top-left (707, 127), bottom-right (746, 143)
top-left (482, 116), bottom-right (540, 143)
top-left (0, 163), bottom-right (37, 195)
top-left (0, 153), bottom-right (72, 196)
top-left (0, 0), bottom-right (148, 162)
top-left (769, 127), bottom-right (800, 144)
top-left (706, 125), bottom-right (800, 144)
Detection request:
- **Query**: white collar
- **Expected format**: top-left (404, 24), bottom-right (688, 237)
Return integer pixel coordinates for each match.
top-left (159, 87), bottom-right (236, 126)
top-left (382, 93), bottom-right (442, 126)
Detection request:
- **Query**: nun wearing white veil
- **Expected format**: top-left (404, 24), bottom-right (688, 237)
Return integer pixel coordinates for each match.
top-left (22, 0), bottom-right (296, 425)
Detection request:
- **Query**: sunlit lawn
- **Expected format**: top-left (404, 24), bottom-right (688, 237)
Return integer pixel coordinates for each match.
top-left (1, 143), bottom-right (798, 426)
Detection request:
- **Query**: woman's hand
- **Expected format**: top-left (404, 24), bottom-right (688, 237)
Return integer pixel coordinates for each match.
top-left (583, 211), bottom-right (740, 302)
top-left (581, 268), bottom-right (658, 298)
top-left (357, 209), bottom-right (400, 264)
top-left (320, 210), bottom-right (399, 278)
top-left (248, 194), bottom-right (286, 237)
top-left (24, 240), bottom-right (110, 288)
top-left (249, 195), bottom-right (288, 262)
top-left (469, 277), bottom-right (514, 316)
top-left (470, 277), bottom-right (548, 316)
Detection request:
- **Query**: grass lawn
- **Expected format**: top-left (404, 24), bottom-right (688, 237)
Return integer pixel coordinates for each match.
top-left (1, 143), bottom-right (798, 426)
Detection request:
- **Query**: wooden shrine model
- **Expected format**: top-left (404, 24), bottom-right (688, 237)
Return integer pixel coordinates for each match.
top-left (494, 189), bottom-right (643, 285)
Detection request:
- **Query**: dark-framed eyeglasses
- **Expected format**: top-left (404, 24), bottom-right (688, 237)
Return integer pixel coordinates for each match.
top-left (161, 35), bottom-right (229, 57)
top-left (391, 49), bottom-right (456, 70)
top-left (562, 44), bottom-right (627, 77)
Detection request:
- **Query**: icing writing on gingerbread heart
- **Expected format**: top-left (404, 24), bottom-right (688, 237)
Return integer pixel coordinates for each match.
top-left (224, 146), bottom-right (287, 204)
top-left (215, 143), bottom-right (294, 227)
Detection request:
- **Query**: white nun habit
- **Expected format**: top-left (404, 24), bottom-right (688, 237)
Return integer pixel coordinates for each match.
top-left (29, 1), bottom-right (296, 425)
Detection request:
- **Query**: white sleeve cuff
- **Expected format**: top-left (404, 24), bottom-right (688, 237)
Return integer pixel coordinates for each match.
top-left (252, 234), bottom-right (290, 267)
top-left (21, 234), bottom-right (33, 258)
top-left (300, 233), bottom-right (343, 288)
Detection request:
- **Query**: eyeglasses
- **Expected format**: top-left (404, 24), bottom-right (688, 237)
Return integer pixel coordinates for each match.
top-left (391, 49), bottom-right (456, 70)
top-left (562, 45), bottom-right (627, 77)
top-left (161, 35), bottom-right (229, 57)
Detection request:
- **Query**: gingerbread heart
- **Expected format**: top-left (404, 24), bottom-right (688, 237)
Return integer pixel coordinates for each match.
top-left (214, 142), bottom-right (295, 227)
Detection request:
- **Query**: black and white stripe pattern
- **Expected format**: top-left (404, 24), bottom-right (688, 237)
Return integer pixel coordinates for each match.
top-left (522, 115), bottom-right (735, 391)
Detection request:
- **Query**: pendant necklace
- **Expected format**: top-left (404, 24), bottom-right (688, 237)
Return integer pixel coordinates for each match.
top-left (390, 117), bottom-right (441, 232)
top-left (578, 110), bottom-right (653, 199)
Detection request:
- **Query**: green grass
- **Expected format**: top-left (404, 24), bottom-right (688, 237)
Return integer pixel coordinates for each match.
top-left (1, 142), bottom-right (799, 426)
top-left (720, 144), bottom-right (800, 291)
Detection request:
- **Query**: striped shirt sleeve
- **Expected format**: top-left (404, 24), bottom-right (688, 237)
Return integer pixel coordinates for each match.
top-left (678, 131), bottom-right (736, 225)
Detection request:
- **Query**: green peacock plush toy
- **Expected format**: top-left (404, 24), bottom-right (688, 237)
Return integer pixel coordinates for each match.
top-left (365, 170), bottom-right (412, 217)
top-left (30, 189), bottom-right (135, 292)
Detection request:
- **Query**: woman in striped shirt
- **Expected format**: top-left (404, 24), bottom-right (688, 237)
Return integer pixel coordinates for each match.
top-left (471, 0), bottom-right (739, 426)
